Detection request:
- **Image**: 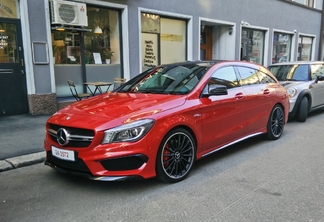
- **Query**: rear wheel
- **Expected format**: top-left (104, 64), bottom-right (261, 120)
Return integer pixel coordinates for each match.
top-left (296, 97), bottom-right (308, 122)
top-left (156, 128), bottom-right (195, 183)
top-left (266, 105), bottom-right (285, 140)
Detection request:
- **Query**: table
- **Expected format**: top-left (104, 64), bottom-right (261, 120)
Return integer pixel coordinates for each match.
top-left (84, 82), bottom-right (112, 96)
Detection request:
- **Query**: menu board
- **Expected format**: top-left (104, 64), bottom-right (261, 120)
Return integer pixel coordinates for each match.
top-left (141, 33), bottom-right (158, 68)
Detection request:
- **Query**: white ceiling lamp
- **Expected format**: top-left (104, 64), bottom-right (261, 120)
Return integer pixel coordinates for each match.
top-left (94, 26), bottom-right (102, 34)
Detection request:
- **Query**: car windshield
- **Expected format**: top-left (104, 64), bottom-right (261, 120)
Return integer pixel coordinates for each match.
top-left (268, 64), bottom-right (309, 81)
top-left (116, 62), bottom-right (212, 94)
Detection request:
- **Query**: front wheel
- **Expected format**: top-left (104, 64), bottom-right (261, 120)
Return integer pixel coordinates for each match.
top-left (265, 105), bottom-right (285, 140)
top-left (156, 128), bottom-right (196, 183)
top-left (296, 97), bottom-right (308, 122)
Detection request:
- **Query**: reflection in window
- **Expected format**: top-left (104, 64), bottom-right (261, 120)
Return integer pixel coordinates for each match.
top-left (209, 66), bottom-right (239, 89)
top-left (311, 64), bottom-right (324, 80)
top-left (0, 23), bottom-right (18, 63)
top-left (258, 72), bottom-right (276, 84)
top-left (270, 65), bottom-right (309, 81)
top-left (141, 13), bottom-right (187, 71)
top-left (272, 33), bottom-right (291, 64)
top-left (298, 36), bottom-right (313, 61)
top-left (84, 8), bottom-right (120, 65)
top-left (292, 0), bottom-right (314, 8)
top-left (51, 7), bottom-right (120, 65)
top-left (0, 0), bottom-right (19, 18)
top-left (241, 29), bottom-right (264, 65)
top-left (237, 66), bottom-right (259, 85)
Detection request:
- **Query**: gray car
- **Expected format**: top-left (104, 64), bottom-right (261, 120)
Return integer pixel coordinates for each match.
top-left (268, 61), bottom-right (324, 122)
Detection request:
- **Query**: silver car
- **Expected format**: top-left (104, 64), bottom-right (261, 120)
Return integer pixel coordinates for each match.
top-left (268, 61), bottom-right (324, 122)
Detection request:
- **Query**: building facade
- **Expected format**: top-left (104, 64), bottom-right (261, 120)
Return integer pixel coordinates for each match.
top-left (0, 0), bottom-right (323, 116)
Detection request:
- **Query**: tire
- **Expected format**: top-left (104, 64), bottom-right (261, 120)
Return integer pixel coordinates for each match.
top-left (156, 128), bottom-right (196, 183)
top-left (296, 97), bottom-right (308, 122)
top-left (265, 105), bottom-right (285, 140)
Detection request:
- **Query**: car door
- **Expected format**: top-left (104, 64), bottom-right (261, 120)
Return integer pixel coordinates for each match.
top-left (200, 66), bottom-right (247, 154)
top-left (236, 66), bottom-right (276, 134)
top-left (309, 64), bottom-right (324, 107)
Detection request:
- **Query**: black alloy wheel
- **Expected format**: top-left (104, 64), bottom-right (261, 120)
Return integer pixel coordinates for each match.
top-left (156, 128), bottom-right (195, 183)
top-left (296, 97), bottom-right (308, 122)
top-left (266, 105), bottom-right (285, 140)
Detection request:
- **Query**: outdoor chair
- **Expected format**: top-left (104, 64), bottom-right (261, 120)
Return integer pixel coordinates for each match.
top-left (113, 78), bottom-right (126, 89)
top-left (67, 80), bottom-right (91, 101)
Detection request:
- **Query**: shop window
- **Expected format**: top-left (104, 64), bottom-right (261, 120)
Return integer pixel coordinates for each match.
top-left (272, 33), bottom-right (292, 64)
top-left (292, 0), bottom-right (314, 8)
top-left (0, 0), bottom-right (19, 18)
top-left (51, 6), bottom-right (122, 98)
top-left (141, 13), bottom-right (187, 71)
top-left (0, 23), bottom-right (18, 63)
top-left (298, 36), bottom-right (313, 61)
top-left (241, 29), bottom-right (264, 65)
top-left (51, 7), bottom-right (120, 65)
top-left (84, 8), bottom-right (120, 65)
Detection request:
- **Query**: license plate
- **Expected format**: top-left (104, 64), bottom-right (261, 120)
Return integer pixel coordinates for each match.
top-left (51, 146), bottom-right (75, 162)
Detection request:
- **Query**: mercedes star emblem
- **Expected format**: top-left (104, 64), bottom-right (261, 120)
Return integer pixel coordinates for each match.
top-left (57, 128), bottom-right (69, 146)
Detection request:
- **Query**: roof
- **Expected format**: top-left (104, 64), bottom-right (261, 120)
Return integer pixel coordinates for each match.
top-left (268, 61), bottom-right (324, 66)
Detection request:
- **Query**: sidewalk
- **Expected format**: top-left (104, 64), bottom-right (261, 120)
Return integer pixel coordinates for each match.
top-left (0, 114), bottom-right (50, 172)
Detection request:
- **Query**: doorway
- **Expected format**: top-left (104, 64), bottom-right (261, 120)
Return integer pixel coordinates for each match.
top-left (200, 26), bottom-right (213, 60)
top-left (0, 18), bottom-right (28, 116)
top-left (200, 22), bottom-right (235, 61)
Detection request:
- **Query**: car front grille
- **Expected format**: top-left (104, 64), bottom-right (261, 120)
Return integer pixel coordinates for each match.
top-left (47, 123), bottom-right (95, 147)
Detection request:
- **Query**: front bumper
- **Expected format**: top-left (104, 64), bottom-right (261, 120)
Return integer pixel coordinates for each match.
top-left (44, 159), bottom-right (144, 181)
top-left (44, 130), bottom-right (158, 180)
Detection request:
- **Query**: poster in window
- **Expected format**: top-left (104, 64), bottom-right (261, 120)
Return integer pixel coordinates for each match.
top-left (141, 33), bottom-right (158, 69)
top-left (0, 0), bottom-right (18, 18)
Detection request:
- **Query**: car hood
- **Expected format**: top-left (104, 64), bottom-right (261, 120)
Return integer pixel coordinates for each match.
top-left (49, 92), bottom-right (186, 130)
top-left (279, 81), bottom-right (306, 88)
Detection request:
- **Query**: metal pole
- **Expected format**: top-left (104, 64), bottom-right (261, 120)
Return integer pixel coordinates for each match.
top-left (318, 1), bottom-right (324, 61)
top-left (80, 31), bottom-right (87, 92)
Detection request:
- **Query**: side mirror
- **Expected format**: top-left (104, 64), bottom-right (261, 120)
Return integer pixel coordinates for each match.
top-left (208, 84), bottom-right (228, 96)
top-left (315, 75), bottom-right (324, 83)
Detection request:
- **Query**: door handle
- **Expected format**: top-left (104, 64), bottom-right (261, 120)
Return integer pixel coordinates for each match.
top-left (0, 69), bottom-right (13, 73)
top-left (263, 89), bottom-right (270, 94)
top-left (235, 92), bottom-right (244, 99)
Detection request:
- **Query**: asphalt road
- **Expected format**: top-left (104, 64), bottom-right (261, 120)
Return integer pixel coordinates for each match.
top-left (1, 110), bottom-right (324, 221)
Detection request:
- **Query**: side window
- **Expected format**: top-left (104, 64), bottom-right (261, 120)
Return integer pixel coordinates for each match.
top-left (257, 72), bottom-right (277, 84)
top-left (236, 66), bottom-right (260, 85)
top-left (209, 66), bottom-right (239, 89)
top-left (311, 64), bottom-right (324, 80)
top-left (203, 66), bottom-right (238, 94)
top-left (292, 65), bottom-right (309, 81)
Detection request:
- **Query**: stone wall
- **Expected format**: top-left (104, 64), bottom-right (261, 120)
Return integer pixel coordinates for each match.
top-left (28, 94), bottom-right (57, 115)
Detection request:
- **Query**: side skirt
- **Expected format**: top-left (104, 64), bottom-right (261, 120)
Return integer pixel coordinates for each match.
top-left (201, 132), bottom-right (264, 158)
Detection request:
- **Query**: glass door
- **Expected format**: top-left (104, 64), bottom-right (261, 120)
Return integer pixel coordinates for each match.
top-left (0, 18), bottom-right (27, 116)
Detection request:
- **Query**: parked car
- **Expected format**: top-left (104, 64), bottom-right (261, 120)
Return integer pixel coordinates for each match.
top-left (44, 60), bottom-right (289, 183)
top-left (268, 61), bottom-right (324, 122)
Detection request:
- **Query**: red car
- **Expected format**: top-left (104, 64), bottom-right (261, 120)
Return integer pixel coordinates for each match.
top-left (44, 61), bottom-right (289, 183)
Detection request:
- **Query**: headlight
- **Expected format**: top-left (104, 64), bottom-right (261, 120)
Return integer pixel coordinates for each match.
top-left (102, 119), bottom-right (155, 144)
top-left (287, 87), bottom-right (297, 98)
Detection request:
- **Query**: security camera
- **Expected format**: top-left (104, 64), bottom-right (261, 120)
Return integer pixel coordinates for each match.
top-left (294, 30), bottom-right (297, 33)
top-left (241, 21), bottom-right (250, 26)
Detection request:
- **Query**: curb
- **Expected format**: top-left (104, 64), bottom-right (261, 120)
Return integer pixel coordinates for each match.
top-left (0, 151), bottom-right (45, 173)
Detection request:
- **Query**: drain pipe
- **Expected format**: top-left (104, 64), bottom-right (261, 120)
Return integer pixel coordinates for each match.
top-left (319, 2), bottom-right (324, 61)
